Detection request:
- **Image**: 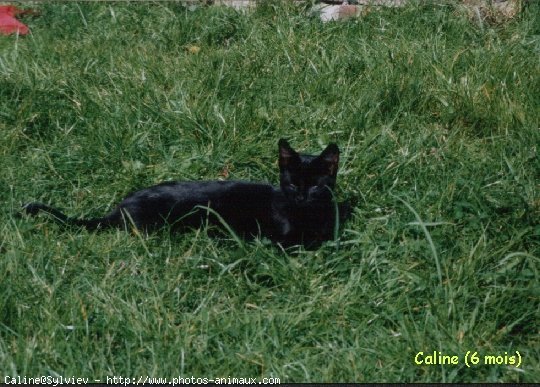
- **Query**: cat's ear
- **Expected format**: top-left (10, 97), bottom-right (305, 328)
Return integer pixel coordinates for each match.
top-left (319, 143), bottom-right (340, 176)
top-left (278, 138), bottom-right (300, 169)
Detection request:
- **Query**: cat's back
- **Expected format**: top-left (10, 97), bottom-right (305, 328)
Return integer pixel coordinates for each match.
top-left (121, 180), bottom-right (276, 205)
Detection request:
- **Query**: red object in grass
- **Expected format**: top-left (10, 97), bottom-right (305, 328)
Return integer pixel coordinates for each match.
top-left (0, 5), bottom-right (29, 35)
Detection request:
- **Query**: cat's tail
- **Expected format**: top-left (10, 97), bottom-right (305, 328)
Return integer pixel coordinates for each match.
top-left (21, 202), bottom-right (114, 230)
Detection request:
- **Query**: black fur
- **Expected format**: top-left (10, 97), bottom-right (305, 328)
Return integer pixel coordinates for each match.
top-left (22, 139), bottom-right (351, 247)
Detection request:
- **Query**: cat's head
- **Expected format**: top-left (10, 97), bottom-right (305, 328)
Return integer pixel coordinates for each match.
top-left (278, 138), bottom-right (339, 205)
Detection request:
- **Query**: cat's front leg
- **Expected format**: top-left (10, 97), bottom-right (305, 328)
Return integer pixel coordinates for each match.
top-left (272, 211), bottom-right (292, 238)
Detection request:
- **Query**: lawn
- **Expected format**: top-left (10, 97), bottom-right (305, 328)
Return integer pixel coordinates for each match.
top-left (0, 0), bottom-right (538, 382)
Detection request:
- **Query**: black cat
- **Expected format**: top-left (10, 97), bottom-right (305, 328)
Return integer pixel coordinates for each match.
top-left (22, 139), bottom-right (350, 247)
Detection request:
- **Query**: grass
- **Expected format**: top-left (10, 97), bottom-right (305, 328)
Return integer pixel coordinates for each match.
top-left (1, 0), bottom-right (539, 382)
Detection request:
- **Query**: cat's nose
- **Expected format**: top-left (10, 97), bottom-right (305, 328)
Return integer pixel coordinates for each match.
top-left (295, 194), bottom-right (305, 203)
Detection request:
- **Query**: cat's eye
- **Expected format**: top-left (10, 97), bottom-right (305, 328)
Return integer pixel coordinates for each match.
top-left (288, 184), bottom-right (297, 190)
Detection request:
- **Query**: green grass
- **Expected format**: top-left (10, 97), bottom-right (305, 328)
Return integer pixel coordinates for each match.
top-left (1, 0), bottom-right (539, 382)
